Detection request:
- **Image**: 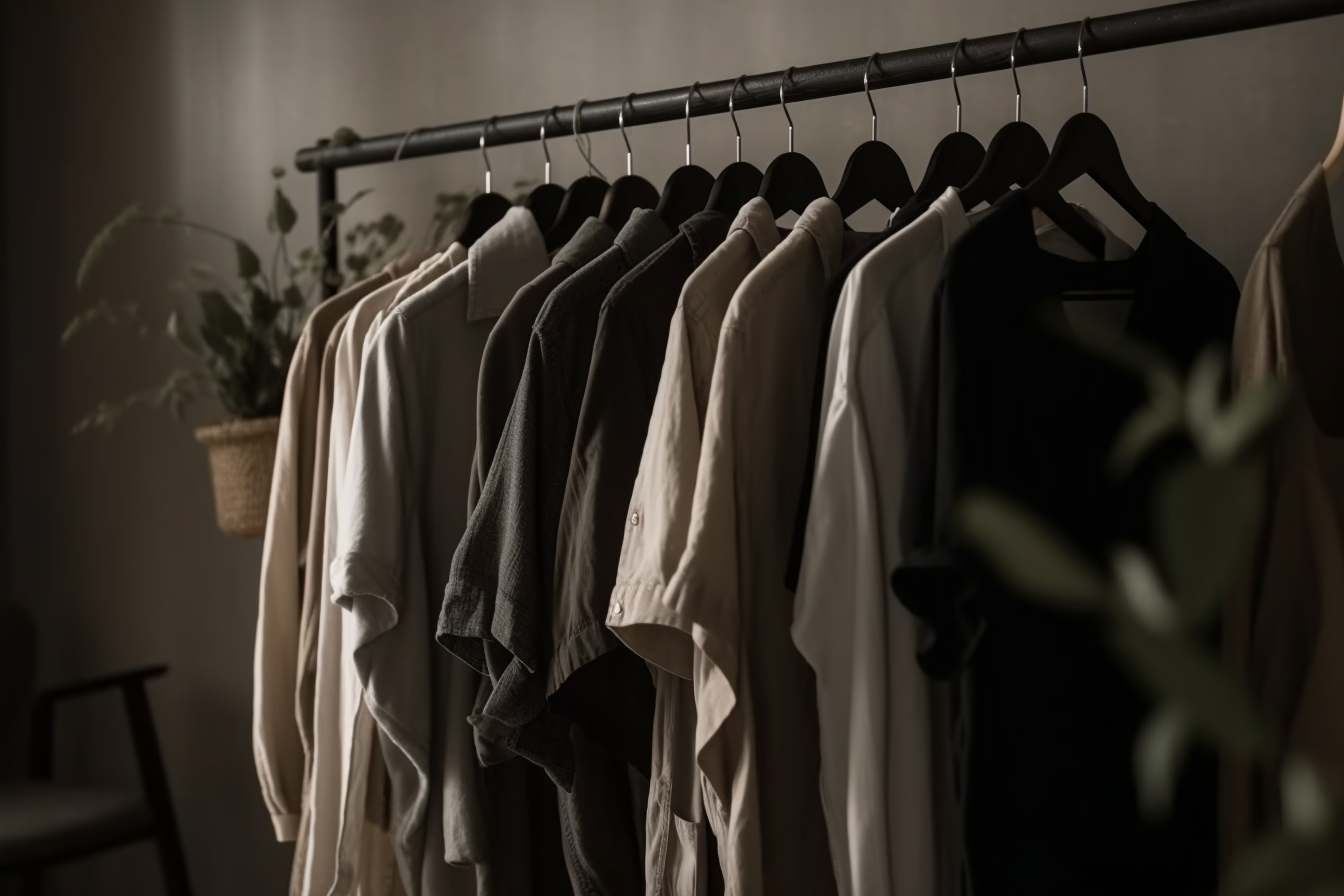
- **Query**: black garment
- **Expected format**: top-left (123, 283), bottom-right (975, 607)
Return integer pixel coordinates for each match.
top-left (891, 192), bottom-right (1238, 895)
top-left (549, 210), bottom-right (731, 762)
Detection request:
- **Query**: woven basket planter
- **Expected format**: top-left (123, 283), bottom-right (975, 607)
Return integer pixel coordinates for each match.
top-left (194, 416), bottom-right (280, 538)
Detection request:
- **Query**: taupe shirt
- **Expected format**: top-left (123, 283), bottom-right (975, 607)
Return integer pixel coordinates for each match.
top-left (1224, 164), bottom-right (1344, 866)
top-left (659, 198), bottom-right (849, 896)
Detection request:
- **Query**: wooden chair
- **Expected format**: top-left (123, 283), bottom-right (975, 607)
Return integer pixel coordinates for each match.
top-left (0, 601), bottom-right (192, 895)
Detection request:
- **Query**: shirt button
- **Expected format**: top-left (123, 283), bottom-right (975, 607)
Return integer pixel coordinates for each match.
top-left (612, 601), bottom-right (624, 617)
top-left (629, 510), bottom-right (640, 526)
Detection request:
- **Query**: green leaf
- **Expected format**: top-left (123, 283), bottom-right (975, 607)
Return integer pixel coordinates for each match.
top-left (1111, 545), bottom-right (1178, 633)
top-left (1109, 617), bottom-right (1273, 756)
top-left (198, 289), bottom-right (247, 342)
top-left (166, 310), bottom-right (203, 355)
top-left (234, 240), bottom-right (262, 280)
top-left (273, 187), bottom-right (298, 235)
top-left (331, 126), bottom-right (361, 147)
top-left (1226, 832), bottom-right (1342, 896)
top-left (271, 165), bottom-right (286, 179)
top-left (1283, 756), bottom-right (1334, 838)
top-left (1110, 398), bottom-right (1183, 476)
top-left (1156, 460), bottom-right (1261, 627)
top-left (75, 203), bottom-right (143, 292)
top-left (956, 492), bottom-right (1108, 611)
top-left (282, 284), bottom-right (305, 308)
top-left (1199, 378), bottom-right (1294, 463)
top-left (249, 285), bottom-right (281, 326)
top-left (1184, 346), bottom-right (1225, 440)
top-left (1134, 704), bottom-right (1190, 819)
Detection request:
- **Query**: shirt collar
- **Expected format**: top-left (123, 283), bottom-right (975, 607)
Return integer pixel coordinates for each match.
top-left (932, 187), bottom-right (973, 252)
top-left (792, 197), bottom-right (845, 281)
top-left (614, 208), bottom-right (674, 265)
top-left (679, 210), bottom-right (732, 266)
top-left (731, 197), bottom-right (782, 260)
top-left (552, 217), bottom-right (615, 271)
top-left (467, 207), bottom-right (549, 321)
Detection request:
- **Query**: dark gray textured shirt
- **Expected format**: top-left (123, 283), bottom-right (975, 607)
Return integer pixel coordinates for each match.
top-left (440, 208), bottom-right (674, 782)
top-left (548, 211), bottom-right (731, 766)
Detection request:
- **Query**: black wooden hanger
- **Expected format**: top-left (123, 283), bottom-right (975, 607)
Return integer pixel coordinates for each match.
top-left (655, 83), bottom-right (716, 228)
top-left (456, 117), bottom-right (513, 248)
top-left (758, 67), bottom-right (830, 219)
top-left (705, 74), bottom-right (764, 216)
top-left (1023, 19), bottom-right (1154, 231)
top-left (960, 30), bottom-right (1104, 258)
top-left (831, 54), bottom-right (914, 219)
top-left (544, 100), bottom-right (611, 252)
top-left (524, 108), bottom-right (566, 233)
top-left (599, 93), bottom-right (662, 231)
top-left (897, 39), bottom-right (986, 224)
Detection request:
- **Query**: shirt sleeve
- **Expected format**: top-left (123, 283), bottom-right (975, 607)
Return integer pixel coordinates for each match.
top-left (252, 329), bottom-right (312, 842)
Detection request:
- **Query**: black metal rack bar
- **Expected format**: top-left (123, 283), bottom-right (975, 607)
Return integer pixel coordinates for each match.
top-left (294, 0), bottom-right (1344, 173)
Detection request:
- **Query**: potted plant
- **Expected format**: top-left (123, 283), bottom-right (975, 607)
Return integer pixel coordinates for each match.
top-left (68, 165), bottom-right (412, 537)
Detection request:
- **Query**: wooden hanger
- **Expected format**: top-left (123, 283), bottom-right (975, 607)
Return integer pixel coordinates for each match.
top-left (456, 118), bottom-right (513, 248)
top-left (544, 102), bottom-right (610, 252)
top-left (598, 94), bottom-right (662, 231)
top-left (706, 75), bottom-right (765, 216)
top-left (830, 54), bottom-right (914, 219)
top-left (655, 84), bottom-right (716, 228)
top-left (758, 67), bottom-right (830, 219)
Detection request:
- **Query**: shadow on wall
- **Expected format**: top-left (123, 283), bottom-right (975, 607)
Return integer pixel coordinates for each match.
top-left (5, 1), bottom-right (292, 895)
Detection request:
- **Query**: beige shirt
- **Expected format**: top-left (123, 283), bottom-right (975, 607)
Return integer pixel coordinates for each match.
top-left (663, 197), bottom-right (848, 896)
top-left (1224, 164), bottom-right (1344, 866)
top-left (332, 209), bottom-right (549, 896)
top-left (608, 198), bottom-right (781, 895)
top-left (255, 270), bottom-right (391, 842)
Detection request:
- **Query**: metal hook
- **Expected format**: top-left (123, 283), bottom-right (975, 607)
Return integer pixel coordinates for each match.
top-left (864, 53), bottom-right (880, 142)
top-left (1078, 17), bottom-right (1091, 113)
top-left (540, 106), bottom-right (558, 185)
top-left (619, 93), bottom-right (636, 176)
top-left (572, 99), bottom-right (597, 179)
top-left (685, 82), bottom-right (699, 167)
top-left (1010, 28), bottom-right (1026, 123)
top-left (729, 74), bottom-right (747, 163)
top-left (780, 66), bottom-right (796, 153)
top-left (479, 116), bottom-right (496, 194)
top-left (951, 38), bottom-right (967, 133)
top-left (392, 127), bottom-right (421, 163)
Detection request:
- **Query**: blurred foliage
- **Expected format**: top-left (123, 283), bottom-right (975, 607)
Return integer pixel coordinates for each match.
top-left (65, 140), bottom-right (522, 434)
top-left (956, 338), bottom-right (1342, 894)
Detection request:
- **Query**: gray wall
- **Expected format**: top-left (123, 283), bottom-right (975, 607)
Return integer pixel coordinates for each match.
top-left (4, 0), bottom-right (1342, 893)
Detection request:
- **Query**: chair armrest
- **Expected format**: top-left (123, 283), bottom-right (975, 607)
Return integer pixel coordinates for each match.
top-left (29, 665), bottom-right (169, 780)
top-left (35, 665), bottom-right (168, 705)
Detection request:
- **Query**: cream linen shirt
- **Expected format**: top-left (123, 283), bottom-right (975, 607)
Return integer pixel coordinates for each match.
top-left (794, 189), bottom-right (974, 896)
top-left (256, 271), bottom-right (392, 842)
top-left (296, 252), bottom-right (459, 896)
top-left (662, 197), bottom-right (847, 896)
top-left (332, 209), bottom-right (548, 896)
top-left (608, 198), bottom-right (780, 895)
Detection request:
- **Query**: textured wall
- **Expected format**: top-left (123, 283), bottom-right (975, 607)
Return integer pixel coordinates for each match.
top-left (4, 0), bottom-right (1343, 893)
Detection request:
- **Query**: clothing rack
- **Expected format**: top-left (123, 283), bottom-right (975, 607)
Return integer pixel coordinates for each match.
top-left (294, 0), bottom-right (1344, 295)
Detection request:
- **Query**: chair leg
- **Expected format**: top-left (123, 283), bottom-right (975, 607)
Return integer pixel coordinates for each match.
top-left (20, 868), bottom-right (42, 896)
top-left (121, 680), bottom-right (193, 896)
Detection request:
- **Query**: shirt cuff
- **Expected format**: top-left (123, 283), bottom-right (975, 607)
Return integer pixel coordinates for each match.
top-left (271, 812), bottom-right (300, 842)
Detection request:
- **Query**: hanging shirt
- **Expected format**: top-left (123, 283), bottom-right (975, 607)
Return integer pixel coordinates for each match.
top-left (331, 208), bottom-right (548, 896)
top-left (891, 191), bottom-right (1237, 896)
top-left (440, 208), bottom-right (674, 896)
top-left (1223, 164), bottom-right (1344, 867)
top-left (255, 269), bottom-right (392, 843)
top-left (550, 210), bottom-right (730, 762)
top-left (660, 197), bottom-right (863, 896)
top-left (467, 217), bottom-right (616, 766)
top-left (608, 197), bottom-right (781, 896)
top-left (295, 251), bottom-right (457, 896)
